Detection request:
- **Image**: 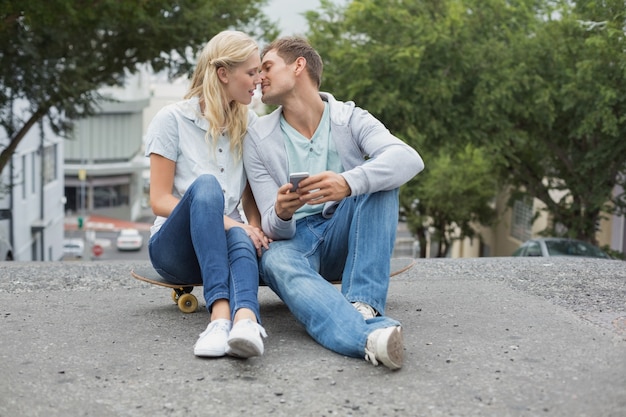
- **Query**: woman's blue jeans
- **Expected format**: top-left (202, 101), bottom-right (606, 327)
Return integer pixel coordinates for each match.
top-left (148, 175), bottom-right (260, 322)
top-left (260, 189), bottom-right (401, 358)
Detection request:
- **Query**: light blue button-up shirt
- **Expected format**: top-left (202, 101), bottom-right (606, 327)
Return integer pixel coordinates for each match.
top-left (144, 96), bottom-right (252, 236)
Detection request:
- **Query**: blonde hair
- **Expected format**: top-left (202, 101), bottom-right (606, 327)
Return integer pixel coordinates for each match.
top-left (185, 30), bottom-right (258, 158)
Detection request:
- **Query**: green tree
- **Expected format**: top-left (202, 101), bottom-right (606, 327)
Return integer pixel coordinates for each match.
top-left (307, 0), bottom-right (506, 255)
top-left (308, 0), bottom-right (626, 248)
top-left (401, 145), bottom-right (497, 257)
top-left (0, 0), bottom-right (277, 174)
top-left (479, 0), bottom-right (626, 243)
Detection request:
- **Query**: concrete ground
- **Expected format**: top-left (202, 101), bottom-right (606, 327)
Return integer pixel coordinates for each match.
top-left (0, 257), bottom-right (624, 417)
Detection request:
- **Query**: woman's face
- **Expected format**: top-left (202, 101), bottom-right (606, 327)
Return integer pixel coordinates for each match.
top-left (222, 52), bottom-right (261, 105)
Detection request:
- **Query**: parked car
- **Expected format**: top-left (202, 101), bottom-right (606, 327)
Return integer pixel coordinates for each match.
top-left (116, 228), bottom-right (144, 251)
top-left (512, 238), bottom-right (611, 259)
top-left (63, 238), bottom-right (85, 258)
top-left (0, 233), bottom-right (13, 260)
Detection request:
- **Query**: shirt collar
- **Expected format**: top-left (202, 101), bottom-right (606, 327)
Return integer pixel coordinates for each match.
top-left (179, 96), bottom-right (209, 131)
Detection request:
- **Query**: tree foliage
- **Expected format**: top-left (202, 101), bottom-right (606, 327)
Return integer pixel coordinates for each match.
top-left (307, 0), bottom-right (506, 255)
top-left (307, 0), bottom-right (626, 250)
top-left (401, 145), bottom-right (498, 257)
top-left (0, 0), bottom-right (277, 173)
top-left (484, 1), bottom-right (626, 242)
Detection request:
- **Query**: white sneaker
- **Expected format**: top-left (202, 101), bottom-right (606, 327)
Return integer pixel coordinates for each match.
top-left (364, 326), bottom-right (404, 370)
top-left (194, 319), bottom-right (231, 357)
top-left (226, 319), bottom-right (268, 358)
top-left (352, 301), bottom-right (377, 320)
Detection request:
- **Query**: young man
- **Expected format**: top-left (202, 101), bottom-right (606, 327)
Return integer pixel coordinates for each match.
top-left (243, 37), bottom-right (424, 370)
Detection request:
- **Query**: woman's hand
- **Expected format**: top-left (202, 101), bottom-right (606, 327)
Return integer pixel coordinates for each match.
top-left (239, 183), bottom-right (271, 256)
top-left (240, 223), bottom-right (271, 257)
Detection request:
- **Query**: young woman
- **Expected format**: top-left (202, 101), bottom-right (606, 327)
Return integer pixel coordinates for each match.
top-left (145, 30), bottom-right (269, 358)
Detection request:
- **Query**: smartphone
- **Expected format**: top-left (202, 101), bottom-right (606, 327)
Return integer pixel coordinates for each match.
top-left (289, 172), bottom-right (309, 192)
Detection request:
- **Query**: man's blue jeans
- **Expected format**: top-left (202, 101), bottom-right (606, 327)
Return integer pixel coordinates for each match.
top-left (260, 189), bottom-right (401, 358)
top-left (149, 175), bottom-right (261, 322)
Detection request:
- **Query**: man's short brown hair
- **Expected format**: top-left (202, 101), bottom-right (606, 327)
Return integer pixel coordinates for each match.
top-left (262, 37), bottom-right (323, 88)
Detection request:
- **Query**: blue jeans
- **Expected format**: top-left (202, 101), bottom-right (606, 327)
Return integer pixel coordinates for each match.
top-left (148, 175), bottom-right (261, 322)
top-left (260, 189), bottom-right (400, 358)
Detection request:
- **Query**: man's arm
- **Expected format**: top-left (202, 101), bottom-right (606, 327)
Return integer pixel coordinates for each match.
top-left (243, 132), bottom-right (297, 241)
top-left (338, 107), bottom-right (424, 196)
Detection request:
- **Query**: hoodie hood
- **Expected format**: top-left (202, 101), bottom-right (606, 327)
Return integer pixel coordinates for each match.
top-left (249, 92), bottom-right (355, 140)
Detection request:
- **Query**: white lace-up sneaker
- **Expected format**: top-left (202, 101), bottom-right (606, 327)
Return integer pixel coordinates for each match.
top-left (226, 319), bottom-right (268, 358)
top-left (364, 326), bottom-right (403, 370)
top-left (352, 301), bottom-right (377, 320)
top-left (194, 319), bottom-right (232, 357)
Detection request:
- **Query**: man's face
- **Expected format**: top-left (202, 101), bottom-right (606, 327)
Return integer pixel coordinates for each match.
top-left (259, 49), bottom-right (296, 105)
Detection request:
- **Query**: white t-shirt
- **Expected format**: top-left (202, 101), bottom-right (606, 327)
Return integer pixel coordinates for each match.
top-left (144, 96), bottom-right (253, 236)
top-left (280, 102), bottom-right (343, 220)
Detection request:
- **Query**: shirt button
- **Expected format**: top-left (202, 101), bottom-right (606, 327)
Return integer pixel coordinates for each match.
top-left (218, 148), bottom-right (223, 153)
top-left (220, 167), bottom-right (224, 172)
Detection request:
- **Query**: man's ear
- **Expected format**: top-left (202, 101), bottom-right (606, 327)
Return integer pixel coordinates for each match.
top-left (217, 66), bottom-right (229, 84)
top-left (294, 57), bottom-right (307, 76)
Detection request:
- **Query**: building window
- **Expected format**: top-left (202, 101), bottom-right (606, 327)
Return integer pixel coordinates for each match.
top-left (43, 145), bottom-right (57, 185)
top-left (31, 152), bottom-right (36, 193)
top-left (511, 198), bottom-right (533, 241)
top-left (64, 180), bottom-right (130, 213)
top-left (21, 154), bottom-right (26, 199)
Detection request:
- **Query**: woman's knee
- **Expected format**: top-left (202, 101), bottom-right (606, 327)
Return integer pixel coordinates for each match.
top-left (188, 175), bottom-right (223, 203)
top-left (227, 227), bottom-right (255, 254)
top-left (227, 227), bottom-right (251, 246)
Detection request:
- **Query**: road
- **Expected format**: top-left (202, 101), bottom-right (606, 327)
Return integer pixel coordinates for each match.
top-left (63, 217), bottom-right (418, 261)
top-left (1, 256), bottom-right (624, 416)
top-left (63, 228), bottom-right (151, 262)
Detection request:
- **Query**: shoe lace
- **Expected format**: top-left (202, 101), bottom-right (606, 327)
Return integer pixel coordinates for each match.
top-left (364, 348), bottom-right (379, 366)
top-left (257, 323), bottom-right (268, 338)
top-left (364, 331), bottom-right (380, 366)
top-left (199, 320), bottom-right (231, 337)
top-left (235, 319), bottom-right (268, 338)
top-left (353, 302), bottom-right (377, 320)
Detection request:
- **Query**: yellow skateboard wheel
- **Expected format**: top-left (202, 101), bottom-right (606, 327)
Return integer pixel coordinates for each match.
top-left (177, 293), bottom-right (198, 313)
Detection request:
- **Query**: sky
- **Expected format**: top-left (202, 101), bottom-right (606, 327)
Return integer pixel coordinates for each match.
top-left (262, 0), bottom-right (321, 36)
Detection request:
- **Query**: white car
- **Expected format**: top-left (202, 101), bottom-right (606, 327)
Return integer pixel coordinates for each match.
top-left (63, 238), bottom-right (85, 259)
top-left (512, 237), bottom-right (612, 259)
top-left (116, 228), bottom-right (144, 251)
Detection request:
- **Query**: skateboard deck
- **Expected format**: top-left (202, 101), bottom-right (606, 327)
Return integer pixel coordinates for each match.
top-left (131, 257), bottom-right (416, 313)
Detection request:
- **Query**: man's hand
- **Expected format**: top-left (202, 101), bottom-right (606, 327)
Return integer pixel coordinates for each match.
top-left (296, 171), bottom-right (351, 205)
top-left (275, 183), bottom-right (307, 220)
top-left (275, 171), bottom-right (351, 220)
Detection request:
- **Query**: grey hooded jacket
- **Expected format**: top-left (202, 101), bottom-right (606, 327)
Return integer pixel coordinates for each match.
top-left (243, 92), bottom-right (424, 240)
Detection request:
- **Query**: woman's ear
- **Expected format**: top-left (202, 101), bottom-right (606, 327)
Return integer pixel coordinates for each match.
top-left (217, 67), bottom-right (229, 84)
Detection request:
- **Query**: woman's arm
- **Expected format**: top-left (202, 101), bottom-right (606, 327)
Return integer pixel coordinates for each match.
top-left (241, 182), bottom-right (261, 228)
top-left (149, 154), bottom-right (179, 217)
top-left (236, 181), bottom-right (270, 255)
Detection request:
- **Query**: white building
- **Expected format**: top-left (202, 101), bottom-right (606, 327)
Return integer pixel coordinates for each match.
top-left (0, 104), bottom-right (65, 261)
top-left (0, 69), bottom-right (151, 261)
top-left (64, 69), bottom-right (151, 223)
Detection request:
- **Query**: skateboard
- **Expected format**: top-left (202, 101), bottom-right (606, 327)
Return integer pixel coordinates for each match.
top-left (131, 257), bottom-right (416, 314)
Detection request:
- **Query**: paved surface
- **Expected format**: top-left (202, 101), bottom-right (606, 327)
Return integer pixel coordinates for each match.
top-left (0, 257), bottom-right (624, 417)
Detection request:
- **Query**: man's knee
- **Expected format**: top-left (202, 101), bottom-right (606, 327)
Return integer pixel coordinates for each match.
top-left (260, 246), bottom-right (279, 271)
